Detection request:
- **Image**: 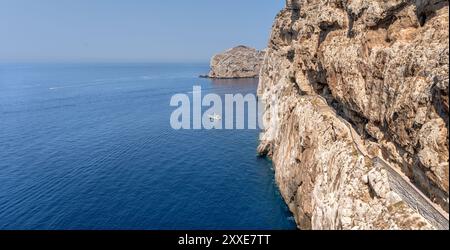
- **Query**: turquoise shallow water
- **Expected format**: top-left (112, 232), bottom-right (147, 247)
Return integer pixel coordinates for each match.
top-left (0, 63), bottom-right (296, 230)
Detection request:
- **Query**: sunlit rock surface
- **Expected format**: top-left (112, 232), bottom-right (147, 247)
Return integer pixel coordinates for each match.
top-left (258, 0), bottom-right (449, 230)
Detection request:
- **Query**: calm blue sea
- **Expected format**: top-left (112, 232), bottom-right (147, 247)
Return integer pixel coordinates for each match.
top-left (0, 63), bottom-right (295, 230)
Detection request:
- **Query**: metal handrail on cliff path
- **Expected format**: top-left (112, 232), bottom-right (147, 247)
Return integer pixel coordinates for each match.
top-left (313, 95), bottom-right (449, 230)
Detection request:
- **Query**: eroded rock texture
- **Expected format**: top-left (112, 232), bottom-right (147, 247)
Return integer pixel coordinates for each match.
top-left (258, 0), bottom-right (449, 229)
top-left (208, 46), bottom-right (265, 78)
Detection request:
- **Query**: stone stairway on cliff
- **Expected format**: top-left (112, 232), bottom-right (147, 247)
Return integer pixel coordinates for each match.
top-left (314, 95), bottom-right (449, 230)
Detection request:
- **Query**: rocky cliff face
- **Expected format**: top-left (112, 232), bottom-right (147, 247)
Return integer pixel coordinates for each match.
top-left (207, 46), bottom-right (265, 78)
top-left (258, 0), bottom-right (449, 230)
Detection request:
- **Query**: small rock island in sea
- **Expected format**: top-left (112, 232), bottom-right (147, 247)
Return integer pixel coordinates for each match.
top-left (202, 45), bottom-right (266, 79)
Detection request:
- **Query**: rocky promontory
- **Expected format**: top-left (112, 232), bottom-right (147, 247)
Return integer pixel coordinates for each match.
top-left (258, 0), bottom-right (449, 230)
top-left (205, 46), bottom-right (265, 79)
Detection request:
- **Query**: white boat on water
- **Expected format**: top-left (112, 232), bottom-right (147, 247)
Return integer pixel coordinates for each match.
top-left (208, 113), bottom-right (222, 121)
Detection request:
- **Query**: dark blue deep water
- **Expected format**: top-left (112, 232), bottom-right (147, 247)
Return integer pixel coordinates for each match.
top-left (0, 63), bottom-right (295, 230)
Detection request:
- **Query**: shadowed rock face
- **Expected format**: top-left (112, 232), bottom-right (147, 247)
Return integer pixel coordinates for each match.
top-left (258, 0), bottom-right (448, 229)
top-left (207, 46), bottom-right (265, 79)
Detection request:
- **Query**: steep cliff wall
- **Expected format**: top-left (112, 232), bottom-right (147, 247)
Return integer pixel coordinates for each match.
top-left (258, 0), bottom-right (449, 229)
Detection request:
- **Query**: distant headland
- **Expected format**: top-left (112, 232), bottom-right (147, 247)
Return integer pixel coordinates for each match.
top-left (200, 45), bottom-right (265, 79)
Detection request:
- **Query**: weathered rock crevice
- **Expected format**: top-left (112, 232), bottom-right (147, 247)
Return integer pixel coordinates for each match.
top-left (258, 0), bottom-right (449, 229)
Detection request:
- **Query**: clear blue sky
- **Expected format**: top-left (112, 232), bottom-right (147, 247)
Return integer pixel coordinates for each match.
top-left (0, 0), bottom-right (284, 63)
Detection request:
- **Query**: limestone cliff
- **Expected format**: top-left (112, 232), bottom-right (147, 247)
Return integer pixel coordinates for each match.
top-left (207, 46), bottom-right (265, 78)
top-left (258, 0), bottom-right (449, 230)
